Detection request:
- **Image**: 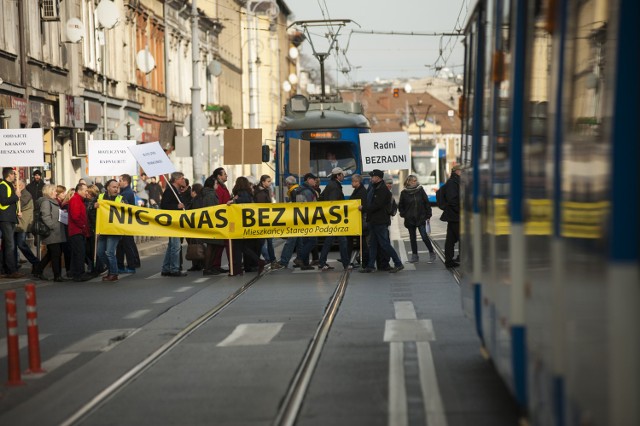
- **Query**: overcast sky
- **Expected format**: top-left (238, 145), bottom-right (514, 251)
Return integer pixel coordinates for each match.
top-left (283, 0), bottom-right (470, 84)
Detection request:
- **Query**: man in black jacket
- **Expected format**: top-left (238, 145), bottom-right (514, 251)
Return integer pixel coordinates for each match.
top-left (318, 167), bottom-right (350, 270)
top-left (443, 165), bottom-right (462, 267)
top-left (349, 174), bottom-right (368, 267)
top-left (358, 169), bottom-right (403, 273)
top-left (160, 172), bottom-right (187, 277)
top-left (25, 169), bottom-right (44, 201)
top-left (0, 168), bottom-right (24, 279)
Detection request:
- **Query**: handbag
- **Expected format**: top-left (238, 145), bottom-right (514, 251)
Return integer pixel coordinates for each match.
top-left (33, 211), bottom-right (51, 238)
top-left (185, 242), bottom-right (205, 261)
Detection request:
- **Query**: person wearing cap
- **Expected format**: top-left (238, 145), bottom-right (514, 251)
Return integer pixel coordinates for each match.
top-left (317, 167), bottom-right (350, 270)
top-left (358, 169), bottom-right (404, 273)
top-left (26, 169), bottom-right (45, 201)
top-left (443, 165), bottom-right (462, 267)
top-left (294, 173), bottom-right (320, 270)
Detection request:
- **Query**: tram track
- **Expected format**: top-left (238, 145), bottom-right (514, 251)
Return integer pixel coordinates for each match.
top-left (60, 257), bottom-right (355, 426)
top-left (60, 272), bottom-right (265, 426)
top-left (429, 236), bottom-right (461, 285)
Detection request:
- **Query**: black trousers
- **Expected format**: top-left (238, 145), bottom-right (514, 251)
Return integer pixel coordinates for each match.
top-left (69, 234), bottom-right (86, 279)
top-left (117, 236), bottom-right (140, 269)
top-left (444, 221), bottom-right (460, 263)
top-left (34, 243), bottom-right (63, 279)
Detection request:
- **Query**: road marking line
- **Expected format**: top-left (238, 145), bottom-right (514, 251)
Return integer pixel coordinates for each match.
top-left (24, 353), bottom-right (80, 378)
top-left (388, 342), bottom-right (408, 426)
top-left (174, 286), bottom-right (192, 293)
top-left (217, 323), bottom-right (284, 347)
top-left (417, 342), bottom-right (448, 426)
top-left (145, 273), bottom-right (163, 279)
top-left (123, 309), bottom-right (151, 319)
top-left (394, 301), bottom-right (417, 319)
top-left (192, 277), bottom-right (209, 283)
top-left (152, 296), bottom-right (174, 304)
top-left (384, 319), bottom-right (435, 342)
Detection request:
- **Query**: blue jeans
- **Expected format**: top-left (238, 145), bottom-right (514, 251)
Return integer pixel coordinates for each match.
top-left (367, 223), bottom-right (402, 269)
top-left (297, 237), bottom-right (317, 266)
top-left (406, 223), bottom-right (434, 255)
top-left (319, 235), bottom-right (349, 268)
top-left (14, 231), bottom-right (39, 265)
top-left (162, 237), bottom-right (182, 273)
top-left (278, 237), bottom-right (299, 265)
top-left (261, 238), bottom-right (276, 262)
top-left (98, 235), bottom-right (121, 275)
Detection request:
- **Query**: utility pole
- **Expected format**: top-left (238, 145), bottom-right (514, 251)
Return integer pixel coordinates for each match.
top-left (191, 0), bottom-right (203, 181)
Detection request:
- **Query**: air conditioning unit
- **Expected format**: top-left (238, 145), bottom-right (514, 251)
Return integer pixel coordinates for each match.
top-left (40, 0), bottom-right (60, 22)
top-left (73, 131), bottom-right (88, 157)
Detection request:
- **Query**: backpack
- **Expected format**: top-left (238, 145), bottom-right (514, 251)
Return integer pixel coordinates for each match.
top-left (435, 182), bottom-right (448, 210)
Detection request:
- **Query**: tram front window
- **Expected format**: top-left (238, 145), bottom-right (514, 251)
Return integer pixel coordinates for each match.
top-left (310, 143), bottom-right (357, 178)
top-left (412, 157), bottom-right (437, 185)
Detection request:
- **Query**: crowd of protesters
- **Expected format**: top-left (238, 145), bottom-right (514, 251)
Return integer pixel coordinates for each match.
top-left (0, 164), bottom-right (455, 281)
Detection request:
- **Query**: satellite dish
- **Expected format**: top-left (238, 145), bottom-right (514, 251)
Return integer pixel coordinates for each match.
top-left (96, 0), bottom-right (120, 29)
top-left (65, 18), bottom-right (85, 43)
top-left (136, 49), bottom-right (156, 74)
top-left (207, 60), bottom-right (222, 77)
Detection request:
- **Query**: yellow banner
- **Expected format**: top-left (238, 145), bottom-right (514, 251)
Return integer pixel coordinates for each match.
top-left (96, 200), bottom-right (362, 239)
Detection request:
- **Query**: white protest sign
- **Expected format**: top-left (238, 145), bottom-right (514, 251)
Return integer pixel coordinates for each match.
top-left (88, 140), bottom-right (137, 176)
top-left (359, 132), bottom-right (411, 171)
top-left (0, 128), bottom-right (44, 167)
top-left (127, 141), bottom-right (176, 177)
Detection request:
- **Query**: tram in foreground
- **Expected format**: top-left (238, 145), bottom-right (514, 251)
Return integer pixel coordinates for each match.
top-left (458, 0), bottom-right (638, 425)
top-left (274, 94), bottom-right (371, 200)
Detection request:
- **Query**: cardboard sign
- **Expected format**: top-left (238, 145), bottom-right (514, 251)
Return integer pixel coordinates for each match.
top-left (127, 141), bottom-right (176, 177)
top-left (223, 128), bottom-right (263, 165)
top-left (88, 139), bottom-right (138, 176)
top-left (288, 138), bottom-right (310, 176)
top-left (359, 132), bottom-right (410, 171)
top-left (0, 128), bottom-right (44, 167)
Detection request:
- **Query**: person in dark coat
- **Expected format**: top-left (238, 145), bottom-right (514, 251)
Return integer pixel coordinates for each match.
top-left (254, 175), bottom-right (275, 265)
top-left (398, 174), bottom-right (436, 264)
top-left (186, 183), bottom-right (205, 272)
top-left (116, 174), bottom-right (140, 273)
top-left (348, 174), bottom-right (368, 268)
top-left (358, 169), bottom-right (403, 273)
top-left (146, 177), bottom-right (162, 208)
top-left (201, 176), bottom-right (226, 275)
top-left (230, 177), bottom-right (264, 275)
top-left (0, 168), bottom-right (24, 278)
top-left (25, 169), bottom-right (45, 202)
top-left (318, 167), bottom-right (350, 270)
top-left (442, 165), bottom-right (462, 267)
top-left (160, 172), bottom-right (187, 277)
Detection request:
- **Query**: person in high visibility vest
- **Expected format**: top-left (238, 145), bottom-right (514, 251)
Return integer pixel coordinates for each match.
top-left (0, 167), bottom-right (25, 279)
top-left (97, 179), bottom-right (124, 282)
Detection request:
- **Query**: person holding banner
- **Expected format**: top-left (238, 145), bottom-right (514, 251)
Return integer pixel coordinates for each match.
top-left (294, 173), bottom-right (320, 271)
top-left (67, 182), bottom-right (93, 282)
top-left (160, 171), bottom-right (188, 277)
top-left (0, 167), bottom-right (25, 279)
top-left (97, 180), bottom-right (124, 282)
top-left (318, 167), bottom-right (350, 271)
top-left (117, 174), bottom-right (140, 274)
top-left (211, 167), bottom-right (232, 273)
top-left (230, 177), bottom-right (265, 275)
top-left (200, 176), bottom-right (225, 276)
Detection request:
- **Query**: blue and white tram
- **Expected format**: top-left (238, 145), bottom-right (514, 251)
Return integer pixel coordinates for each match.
top-left (275, 94), bottom-right (371, 200)
top-left (459, 0), bottom-right (638, 425)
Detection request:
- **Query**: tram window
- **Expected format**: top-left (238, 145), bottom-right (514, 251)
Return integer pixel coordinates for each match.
top-left (310, 143), bottom-right (357, 178)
